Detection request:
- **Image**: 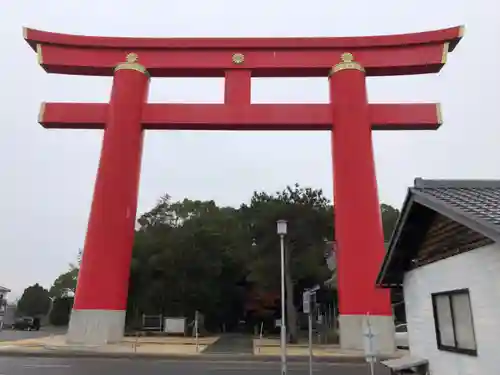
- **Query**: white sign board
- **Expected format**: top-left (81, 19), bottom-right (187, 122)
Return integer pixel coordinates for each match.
top-left (303, 291), bottom-right (311, 314)
top-left (275, 319), bottom-right (282, 328)
top-left (164, 317), bottom-right (186, 334)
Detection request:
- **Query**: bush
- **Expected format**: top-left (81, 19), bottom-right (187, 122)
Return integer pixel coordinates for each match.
top-left (49, 297), bottom-right (74, 326)
top-left (325, 327), bottom-right (339, 344)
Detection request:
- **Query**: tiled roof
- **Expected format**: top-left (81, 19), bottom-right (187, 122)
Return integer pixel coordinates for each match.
top-left (413, 178), bottom-right (500, 235)
top-left (377, 178), bottom-right (500, 287)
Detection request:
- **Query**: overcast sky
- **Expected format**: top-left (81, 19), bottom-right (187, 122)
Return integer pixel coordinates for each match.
top-left (1, 0), bottom-right (498, 300)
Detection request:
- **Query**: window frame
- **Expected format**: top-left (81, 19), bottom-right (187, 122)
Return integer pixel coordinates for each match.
top-left (395, 323), bottom-right (407, 333)
top-left (431, 288), bottom-right (477, 356)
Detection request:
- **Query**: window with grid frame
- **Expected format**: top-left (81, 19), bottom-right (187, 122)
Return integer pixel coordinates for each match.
top-left (431, 289), bottom-right (477, 356)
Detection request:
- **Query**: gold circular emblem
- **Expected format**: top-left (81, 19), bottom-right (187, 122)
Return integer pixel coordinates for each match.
top-left (232, 53), bottom-right (245, 64)
top-left (340, 53), bottom-right (354, 63)
top-left (126, 53), bottom-right (139, 63)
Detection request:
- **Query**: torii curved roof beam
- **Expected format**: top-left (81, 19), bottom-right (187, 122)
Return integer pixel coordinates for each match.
top-left (24, 26), bottom-right (463, 77)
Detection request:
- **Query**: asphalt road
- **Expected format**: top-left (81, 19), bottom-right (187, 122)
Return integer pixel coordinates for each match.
top-left (0, 357), bottom-right (391, 374)
top-left (203, 333), bottom-right (254, 354)
top-left (0, 327), bottom-right (66, 342)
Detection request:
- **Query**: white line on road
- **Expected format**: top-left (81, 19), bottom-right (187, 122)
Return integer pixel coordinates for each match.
top-left (23, 364), bottom-right (72, 368)
top-left (155, 359), bottom-right (365, 366)
top-left (205, 369), bottom-right (331, 373)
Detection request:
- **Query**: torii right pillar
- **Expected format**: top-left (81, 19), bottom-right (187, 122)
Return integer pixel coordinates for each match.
top-left (329, 53), bottom-right (395, 353)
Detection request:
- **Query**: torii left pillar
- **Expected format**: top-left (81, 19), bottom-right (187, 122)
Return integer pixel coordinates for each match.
top-left (67, 54), bottom-right (149, 345)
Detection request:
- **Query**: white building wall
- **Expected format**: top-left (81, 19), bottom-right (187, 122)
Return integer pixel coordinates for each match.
top-left (403, 242), bottom-right (500, 375)
top-left (0, 290), bottom-right (8, 326)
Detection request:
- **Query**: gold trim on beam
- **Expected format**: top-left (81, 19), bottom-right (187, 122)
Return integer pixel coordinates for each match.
top-left (38, 102), bottom-right (46, 124)
top-left (22, 27), bottom-right (28, 39)
top-left (329, 52), bottom-right (365, 76)
top-left (458, 25), bottom-right (465, 38)
top-left (115, 62), bottom-right (149, 76)
top-left (436, 103), bottom-right (443, 125)
top-left (114, 53), bottom-right (150, 79)
top-left (36, 44), bottom-right (43, 65)
top-left (441, 43), bottom-right (449, 64)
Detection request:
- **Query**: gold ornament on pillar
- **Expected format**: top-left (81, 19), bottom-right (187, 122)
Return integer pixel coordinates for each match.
top-left (329, 52), bottom-right (365, 76)
top-left (126, 53), bottom-right (139, 63)
top-left (114, 52), bottom-right (150, 78)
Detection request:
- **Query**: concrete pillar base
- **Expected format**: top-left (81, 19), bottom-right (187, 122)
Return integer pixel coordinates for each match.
top-left (66, 309), bottom-right (125, 345)
top-left (338, 314), bottom-right (396, 354)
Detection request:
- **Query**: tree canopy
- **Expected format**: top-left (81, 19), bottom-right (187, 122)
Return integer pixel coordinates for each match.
top-left (49, 267), bottom-right (78, 298)
top-left (17, 283), bottom-right (51, 317)
top-left (48, 184), bottom-right (400, 336)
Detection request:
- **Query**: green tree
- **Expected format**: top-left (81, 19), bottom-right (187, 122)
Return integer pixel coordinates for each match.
top-left (381, 203), bottom-right (400, 241)
top-left (243, 184), bottom-right (333, 342)
top-left (17, 283), bottom-right (51, 317)
top-left (49, 297), bottom-right (74, 326)
top-left (128, 196), bottom-right (249, 331)
top-left (49, 268), bottom-right (78, 298)
top-left (122, 187), bottom-right (400, 339)
top-left (49, 249), bottom-right (82, 298)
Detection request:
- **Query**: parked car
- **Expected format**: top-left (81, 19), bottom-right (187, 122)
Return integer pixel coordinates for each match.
top-left (394, 323), bottom-right (409, 349)
top-left (11, 316), bottom-right (40, 331)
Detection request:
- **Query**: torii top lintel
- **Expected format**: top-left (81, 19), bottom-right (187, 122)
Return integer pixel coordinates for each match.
top-left (24, 26), bottom-right (463, 78)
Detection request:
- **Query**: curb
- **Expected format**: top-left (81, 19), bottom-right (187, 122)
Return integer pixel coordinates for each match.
top-left (0, 348), bottom-right (398, 364)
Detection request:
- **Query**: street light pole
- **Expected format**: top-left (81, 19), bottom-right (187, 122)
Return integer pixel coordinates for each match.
top-left (277, 220), bottom-right (288, 375)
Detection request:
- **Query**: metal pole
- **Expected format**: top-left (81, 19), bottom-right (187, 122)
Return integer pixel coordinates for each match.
top-left (308, 308), bottom-right (313, 375)
top-left (280, 234), bottom-right (287, 375)
top-left (258, 321), bottom-right (264, 354)
top-left (365, 314), bottom-right (375, 375)
top-left (195, 311), bottom-right (200, 353)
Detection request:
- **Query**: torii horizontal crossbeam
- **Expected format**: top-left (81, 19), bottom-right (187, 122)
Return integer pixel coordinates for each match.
top-left (39, 102), bottom-right (442, 131)
top-left (24, 26), bottom-right (463, 77)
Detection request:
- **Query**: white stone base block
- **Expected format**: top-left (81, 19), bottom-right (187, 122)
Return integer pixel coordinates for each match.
top-left (66, 309), bottom-right (125, 345)
top-left (339, 314), bottom-right (396, 354)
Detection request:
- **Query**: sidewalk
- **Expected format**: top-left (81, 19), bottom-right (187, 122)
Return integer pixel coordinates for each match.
top-left (0, 334), bottom-right (407, 363)
top-left (0, 334), bottom-right (215, 356)
top-left (253, 338), bottom-right (407, 360)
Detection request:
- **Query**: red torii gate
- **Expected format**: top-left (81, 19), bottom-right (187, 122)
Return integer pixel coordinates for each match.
top-left (25, 25), bottom-right (463, 350)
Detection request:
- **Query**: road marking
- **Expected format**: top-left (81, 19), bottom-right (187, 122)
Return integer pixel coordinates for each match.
top-left (205, 369), bottom-right (337, 373)
top-left (201, 363), bottom-right (364, 369)
top-left (154, 359), bottom-right (366, 367)
top-left (23, 364), bottom-right (71, 368)
top-left (207, 369), bottom-right (302, 372)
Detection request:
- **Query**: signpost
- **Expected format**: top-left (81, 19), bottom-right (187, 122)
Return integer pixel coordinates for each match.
top-left (303, 285), bottom-right (320, 375)
top-left (302, 291), bottom-right (313, 375)
top-left (194, 311), bottom-right (200, 353)
top-left (363, 314), bottom-right (378, 375)
top-left (303, 291), bottom-right (311, 314)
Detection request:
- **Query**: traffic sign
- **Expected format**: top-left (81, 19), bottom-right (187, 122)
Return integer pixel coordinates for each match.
top-left (303, 291), bottom-right (311, 314)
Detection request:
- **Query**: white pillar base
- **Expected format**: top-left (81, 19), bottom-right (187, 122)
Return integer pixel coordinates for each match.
top-left (66, 309), bottom-right (125, 345)
top-left (338, 314), bottom-right (396, 355)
